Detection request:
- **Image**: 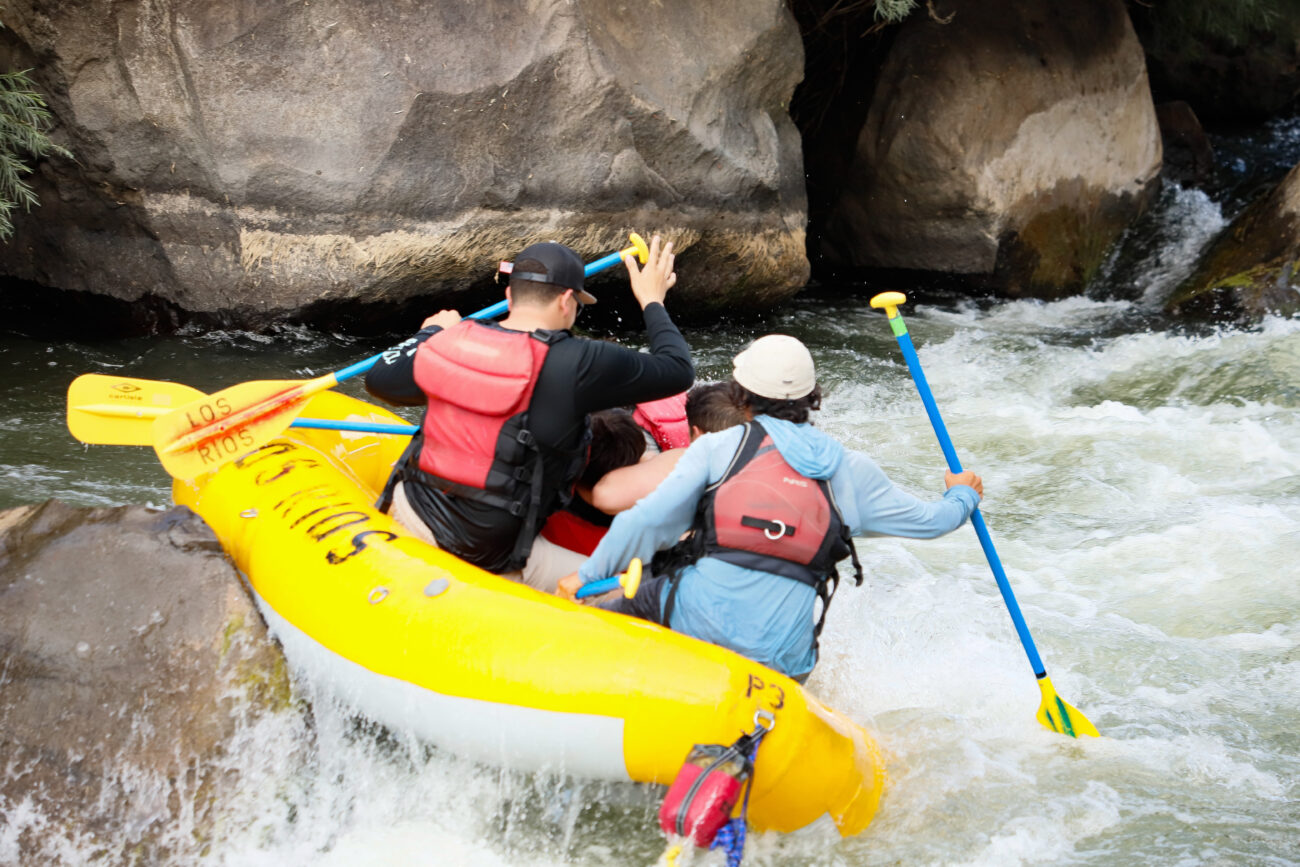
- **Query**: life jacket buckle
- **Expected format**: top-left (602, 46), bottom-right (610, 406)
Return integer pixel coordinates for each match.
top-left (762, 519), bottom-right (787, 541)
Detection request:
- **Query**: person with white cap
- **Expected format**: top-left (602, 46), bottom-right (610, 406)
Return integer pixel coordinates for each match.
top-left (365, 235), bottom-right (693, 581)
top-left (558, 334), bottom-right (982, 682)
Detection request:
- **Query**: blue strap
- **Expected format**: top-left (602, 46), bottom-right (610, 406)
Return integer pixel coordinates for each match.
top-left (708, 740), bottom-right (761, 867)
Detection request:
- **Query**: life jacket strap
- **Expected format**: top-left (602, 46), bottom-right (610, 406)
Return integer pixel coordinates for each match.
top-left (739, 515), bottom-right (795, 539)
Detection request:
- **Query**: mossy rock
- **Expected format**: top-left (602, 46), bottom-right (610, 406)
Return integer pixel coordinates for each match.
top-left (995, 187), bottom-right (1148, 300)
top-left (1169, 164), bottom-right (1300, 321)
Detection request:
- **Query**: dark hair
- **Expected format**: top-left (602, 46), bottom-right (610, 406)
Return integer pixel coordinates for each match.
top-left (685, 382), bottom-right (749, 434)
top-left (509, 258), bottom-right (568, 306)
top-left (727, 380), bottom-right (822, 425)
top-left (580, 409), bottom-right (646, 486)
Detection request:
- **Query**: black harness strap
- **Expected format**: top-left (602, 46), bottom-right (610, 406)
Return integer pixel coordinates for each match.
top-left (739, 515), bottom-right (796, 537)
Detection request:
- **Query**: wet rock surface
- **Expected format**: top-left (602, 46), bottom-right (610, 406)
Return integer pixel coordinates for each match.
top-left (0, 0), bottom-right (807, 323)
top-left (821, 0), bottom-right (1162, 299)
top-left (1169, 160), bottom-right (1300, 321)
top-left (0, 500), bottom-right (289, 864)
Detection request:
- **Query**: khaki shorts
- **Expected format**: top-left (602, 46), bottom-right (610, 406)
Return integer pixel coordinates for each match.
top-left (520, 533), bottom-right (588, 594)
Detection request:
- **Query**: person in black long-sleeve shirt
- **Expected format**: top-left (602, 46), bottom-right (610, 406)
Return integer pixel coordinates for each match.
top-left (365, 235), bottom-right (694, 579)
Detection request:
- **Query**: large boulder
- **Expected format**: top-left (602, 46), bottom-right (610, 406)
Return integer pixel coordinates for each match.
top-left (0, 501), bottom-right (290, 865)
top-left (0, 0), bottom-right (808, 325)
top-left (1167, 160), bottom-right (1300, 322)
top-left (821, 0), bottom-right (1162, 299)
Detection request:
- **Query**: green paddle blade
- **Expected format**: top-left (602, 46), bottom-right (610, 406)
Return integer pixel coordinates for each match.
top-left (67, 374), bottom-right (206, 445)
top-left (1036, 675), bottom-right (1100, 738)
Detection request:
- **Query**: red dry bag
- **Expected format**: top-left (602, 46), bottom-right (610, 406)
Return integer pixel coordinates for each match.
top-left (657, 743), bottom-right (751, 847)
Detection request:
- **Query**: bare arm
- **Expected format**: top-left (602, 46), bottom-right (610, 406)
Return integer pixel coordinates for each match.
top-left (590, 448), bottom-right (685, 514)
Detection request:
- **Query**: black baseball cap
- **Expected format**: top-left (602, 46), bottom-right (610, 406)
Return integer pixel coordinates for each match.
top-left (510, 242), bottom-right (597, 304)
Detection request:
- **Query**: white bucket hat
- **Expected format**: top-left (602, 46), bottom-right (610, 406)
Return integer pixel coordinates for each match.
top-left (732, 334), bottom-right (816, 400)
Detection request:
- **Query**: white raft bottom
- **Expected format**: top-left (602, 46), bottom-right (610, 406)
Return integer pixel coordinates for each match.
top-left (250, 583), bottom-right (631, 781)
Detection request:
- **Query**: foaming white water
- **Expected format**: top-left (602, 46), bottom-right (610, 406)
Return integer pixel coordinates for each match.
top-left (6, 299), bottom-right (1298, 865)
top-left (205, 298), bottom-right (1300, 867)
top-left (181, 303), bottom-right (1299, 865)
top-left (805, 301), bottom-right (1300, 866)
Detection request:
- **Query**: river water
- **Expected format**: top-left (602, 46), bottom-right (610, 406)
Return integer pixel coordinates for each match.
top-left (4, 170), bottom-right (1300, 863)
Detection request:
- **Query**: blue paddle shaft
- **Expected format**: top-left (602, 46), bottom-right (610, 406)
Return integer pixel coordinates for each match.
top-left (576, 575), bottom-right (621, 599)
top-left (289, 419), bottom-right (417, 435)
top-left (891, 327), bottom-right (1048, 679)
top-left (331, 244), bottom-right (636, 387)
top-left (583, 249), bottom-right (630, 276)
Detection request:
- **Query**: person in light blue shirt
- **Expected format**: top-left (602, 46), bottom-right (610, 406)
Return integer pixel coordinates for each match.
top-left (557, 334), bottom-right (982, 682)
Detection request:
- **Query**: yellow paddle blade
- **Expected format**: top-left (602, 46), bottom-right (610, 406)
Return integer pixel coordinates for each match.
top-left (1036, 675), bottom-right (1100, 738)
top-left (67, 374), bottom-right (206, 446)
top-left (151, 374), bottom-right (337, 479)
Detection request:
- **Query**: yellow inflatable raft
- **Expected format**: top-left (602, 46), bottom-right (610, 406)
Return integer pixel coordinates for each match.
top-left (173, 391), bottom-right (885, 835)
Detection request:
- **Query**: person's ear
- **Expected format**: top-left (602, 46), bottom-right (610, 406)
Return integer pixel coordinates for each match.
top-left (690, 425), bottom-right (703, 441)
top-left (504, 286), bottom-right (514, 310)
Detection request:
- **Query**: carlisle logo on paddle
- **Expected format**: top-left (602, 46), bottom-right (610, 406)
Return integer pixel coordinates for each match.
top-left (110, 382), bottom-right (144, 400)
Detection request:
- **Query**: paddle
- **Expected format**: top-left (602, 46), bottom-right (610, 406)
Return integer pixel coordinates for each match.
top-left (152, 233), bottom-right (651, 479)
top-left (67, 374), bottom-right (417, 446)
top-left (68, 374), bottom-right (205, 446)
top-left (575, 558), bottom-right (643, 600)
top-left (869, 291), bottom-right (1099, 738)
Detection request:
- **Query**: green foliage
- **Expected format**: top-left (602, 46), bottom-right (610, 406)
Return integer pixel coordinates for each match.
top-left (0, 69), bottom-right (70, 241)
top-left (787, 0), bottom-right (918, 28)
top-left (872, 0), bottom-right (917, 22)
top-left (1138, 0), bottom-right (1300, 53)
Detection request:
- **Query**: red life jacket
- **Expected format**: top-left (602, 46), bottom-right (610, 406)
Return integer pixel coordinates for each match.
top-left (698, 421), bottom-right (854, 588)
top-left (538, 496), bottom-right (612, 556)
top-left (654, 421), bottom-right (863, 640)
top-left (634, 392), bottom-right (690, 451)
top-left (409, 320), bottom-right (580, 565)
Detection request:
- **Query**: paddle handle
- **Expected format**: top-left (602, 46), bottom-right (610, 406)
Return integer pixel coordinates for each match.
top-left (576, 576), bottom-right (621, 598)
top-left (871, 293), bottom-right (1047, 679)
top-left (584, 232), bottom-right (650, 276)
top-left (576, 558), bottom-right (643, 600)
top-left (338, 234), bottom-right (651, 386)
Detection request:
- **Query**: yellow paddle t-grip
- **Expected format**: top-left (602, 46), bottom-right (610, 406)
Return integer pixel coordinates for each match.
top-left (621, 558), bottom-right (643, 599)
top-left (870, 291), bottom-right (909, 336)
top-left (627, 232), bottom-right (650, 265)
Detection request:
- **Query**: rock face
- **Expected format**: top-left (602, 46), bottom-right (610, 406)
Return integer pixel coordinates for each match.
top-left (1168, 160), bottom-right (1300, 321)
top-left (0, 501), bottom-right (289, 865)
top-left (822, 0), bottom-right (1162, 299)
top-left (0, 0), bottom-right (808, 324)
